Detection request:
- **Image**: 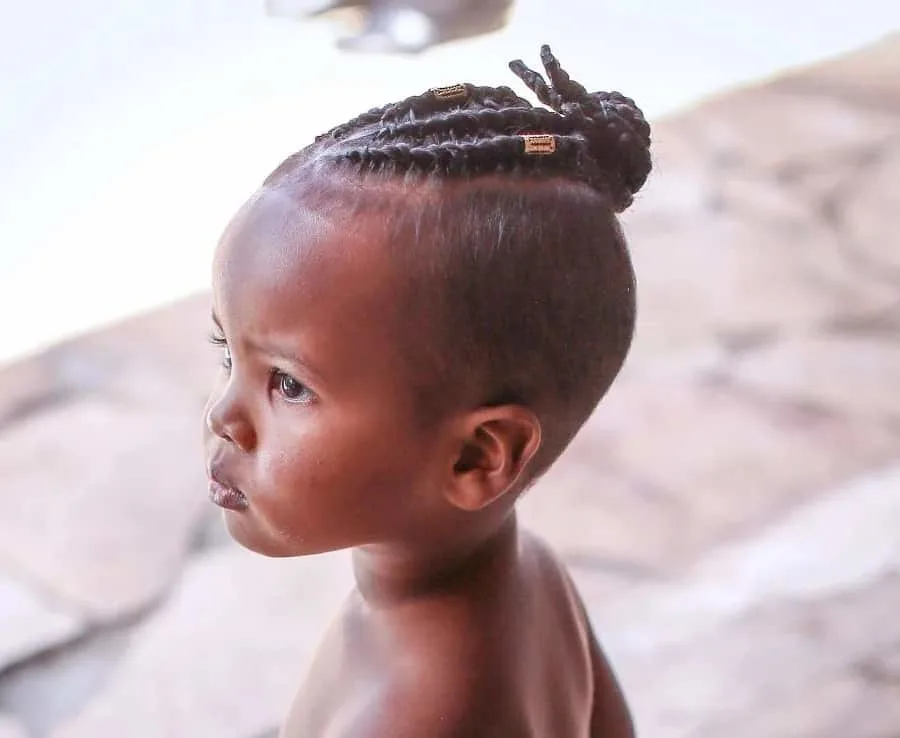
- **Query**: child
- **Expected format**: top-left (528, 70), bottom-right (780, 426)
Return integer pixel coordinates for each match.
top-left (204, 44), bottom-right (650, 737)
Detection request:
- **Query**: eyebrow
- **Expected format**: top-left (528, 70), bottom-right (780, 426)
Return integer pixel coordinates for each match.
top-left (210, 310), bottom-right (327, 388)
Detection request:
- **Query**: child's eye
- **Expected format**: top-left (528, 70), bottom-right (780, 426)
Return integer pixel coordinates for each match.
top-left (273, 370), bottom-right (314, 404)
top-left (208, 334), bottom-right (232, 370)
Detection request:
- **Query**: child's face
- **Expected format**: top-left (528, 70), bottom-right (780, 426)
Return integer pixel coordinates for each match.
top-left (203, 188), bottom-right (452, 557)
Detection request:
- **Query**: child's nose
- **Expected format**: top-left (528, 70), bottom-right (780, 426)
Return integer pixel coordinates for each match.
top-left (205, 384), bottom-right (256, 453)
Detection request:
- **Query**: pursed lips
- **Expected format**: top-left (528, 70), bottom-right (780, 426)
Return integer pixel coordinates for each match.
top-left (207, 463), bottom-right (249, 511)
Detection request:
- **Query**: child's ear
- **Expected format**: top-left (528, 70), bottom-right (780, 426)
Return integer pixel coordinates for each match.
top-left (445, 405), bottom-right (542, 512)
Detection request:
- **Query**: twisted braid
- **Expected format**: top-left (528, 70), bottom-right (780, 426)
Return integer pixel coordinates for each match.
top-left (292, 45), bottom-right (651, 213)
top-left (509, 46), bottom-right (651, 209)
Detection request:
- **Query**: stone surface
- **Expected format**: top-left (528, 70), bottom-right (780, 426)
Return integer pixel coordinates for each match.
top-left (0, 574), bottom-right (83, 673)
top-left (729, 333), bottom-right (900, 422)
top-left (675, 85), bottom-right (899, 172)
top-left (0, 389), bottom-right (209, 621)
top-left (0, 624), bottom-right (131, 738)
top-left (0, 292), bottom-right (218, 622)
top-left (0, 294), bottom-right (217, 622)
top-left (841, 143), bottom-right (900, 274)
top-left (628, 146), bottom-right (900, 366)
top-left (772, 32), bottom-right (900, 109)
top-left (623, 37), bottom-right (900, 367)
top-left (590, 462), bottom-right (900, 657)
top-left (52, 545), bottom-right (353, 738)
top-left (589, 463), bottom-right (900, 737)
top-left (0, 715), bottom-right (28, 738)
top-left (716, 670), bottom-right (900, 738)
top-left (71, 294), bottom-right (217, 400)
top-left (630, 571), bottom-right (900, 738)
top-left (0, 360), bottom-right (57, 431)
top-left (521, 377), bottom-right (900, 575)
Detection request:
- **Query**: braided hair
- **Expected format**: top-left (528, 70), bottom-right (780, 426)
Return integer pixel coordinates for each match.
top-left (263, 45), bottom-right (652, 467)
top-left (268, 45), bottom-right (651, 213)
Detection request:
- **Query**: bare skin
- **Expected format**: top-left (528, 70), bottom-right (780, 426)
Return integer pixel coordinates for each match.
top-left (204, 184), bottom-right (635, 737)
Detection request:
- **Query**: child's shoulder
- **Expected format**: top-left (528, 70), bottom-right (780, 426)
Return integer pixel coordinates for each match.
top-left (517, 526), bottom-right (586, 607)
top-left (340, 655), bottom-right (502, 738)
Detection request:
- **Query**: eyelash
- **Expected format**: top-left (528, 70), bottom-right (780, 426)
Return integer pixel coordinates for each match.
top-left (208, 333), bottom-right (231, 369)
top-left (208, 333), bottom-right (314, 404)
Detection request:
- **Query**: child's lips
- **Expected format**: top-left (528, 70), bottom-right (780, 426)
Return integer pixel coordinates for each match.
top-left (208, 477), bottom-right (249, 511)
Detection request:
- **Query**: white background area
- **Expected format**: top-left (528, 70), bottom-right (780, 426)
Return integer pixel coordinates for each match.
top-left (1, 0), bottom-right (898, 362)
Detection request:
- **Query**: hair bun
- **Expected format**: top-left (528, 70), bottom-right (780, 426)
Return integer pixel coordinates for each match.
top-left (510, 45), bottom-right (652, 212)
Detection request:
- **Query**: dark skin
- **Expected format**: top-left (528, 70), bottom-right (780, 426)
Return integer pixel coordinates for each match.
top-left (204, 184), bottom-right (635, 737)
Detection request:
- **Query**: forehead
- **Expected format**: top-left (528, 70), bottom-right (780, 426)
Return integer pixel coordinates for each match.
top-left (212, 186), bottom-right (404, 377)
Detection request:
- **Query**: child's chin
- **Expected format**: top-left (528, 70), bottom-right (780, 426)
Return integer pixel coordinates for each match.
top-left (222, 511), bottom-right (327, 558)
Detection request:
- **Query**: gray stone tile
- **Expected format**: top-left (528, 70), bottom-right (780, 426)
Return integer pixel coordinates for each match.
top-left (677, 85), bottom-right (899, 172)
top-left (0, 293), bottom-right (216, 622)
top-left (521, 377), bottom-right (900, 579)
top-left (0, 574), bottom-right (83, 673)
top-left (0, 623), bottom-right (131, 738)
top-left (706, 672), bottom-right (900, 738)
top-left (730, 333), bottom-right (900, 422)
top-left (772, 32), bottom-right (900, 111)
top-left (52, 545), bottom-right (353, 738)
top-left (623, 64), bottom-right (900, 369)
top-left (590, 462), bottom-right (900, 655)
top-left (0, 715), bottom-right (27, 738)
top-left (585, 463), bottom-right (900, 737)
top-left (626, 570), bottom-right (900, 738)
top-left (0, 391), bottom-right (209, 621)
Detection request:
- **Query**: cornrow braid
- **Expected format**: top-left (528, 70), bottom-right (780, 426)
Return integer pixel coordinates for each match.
top-left (319, 84), bottom-right (530, 142)
top-left (287, 44), bottom-right (651, 213)
top-left (373, 106), bottom-right (566, 143)
top-left (343, 133), bottom-right (591, 179)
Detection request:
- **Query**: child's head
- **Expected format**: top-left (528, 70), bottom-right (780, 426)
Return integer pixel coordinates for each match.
top-left (205, 46), bottom-right (651, 559)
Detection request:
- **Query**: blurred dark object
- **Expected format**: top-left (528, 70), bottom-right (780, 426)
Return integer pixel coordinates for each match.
top-left (266, 0), bottom-right (513, 54)
top-left (266, 0), bottom-right (366, 19)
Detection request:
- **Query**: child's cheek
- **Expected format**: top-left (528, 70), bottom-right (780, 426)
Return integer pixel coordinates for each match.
top-left (257, 425), bottom-right (322, 494)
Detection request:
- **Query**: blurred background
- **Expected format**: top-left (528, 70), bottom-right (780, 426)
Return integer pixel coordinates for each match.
top-left (1, 1), bottom-right (899, 737)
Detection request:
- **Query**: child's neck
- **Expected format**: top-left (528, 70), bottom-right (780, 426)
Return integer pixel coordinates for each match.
top-left (351, 512), bottom-right (519, 608)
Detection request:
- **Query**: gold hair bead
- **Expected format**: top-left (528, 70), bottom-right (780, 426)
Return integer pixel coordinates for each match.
top-left (521, 134), bottom-right (557, 155)
top-left (430, 83), bottom-right (468, 101)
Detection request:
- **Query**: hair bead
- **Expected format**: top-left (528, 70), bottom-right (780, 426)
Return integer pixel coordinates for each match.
top-left (521, 134), bottom-right (557, 155)
top-left (430, 84), bottom-right (468, 102)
